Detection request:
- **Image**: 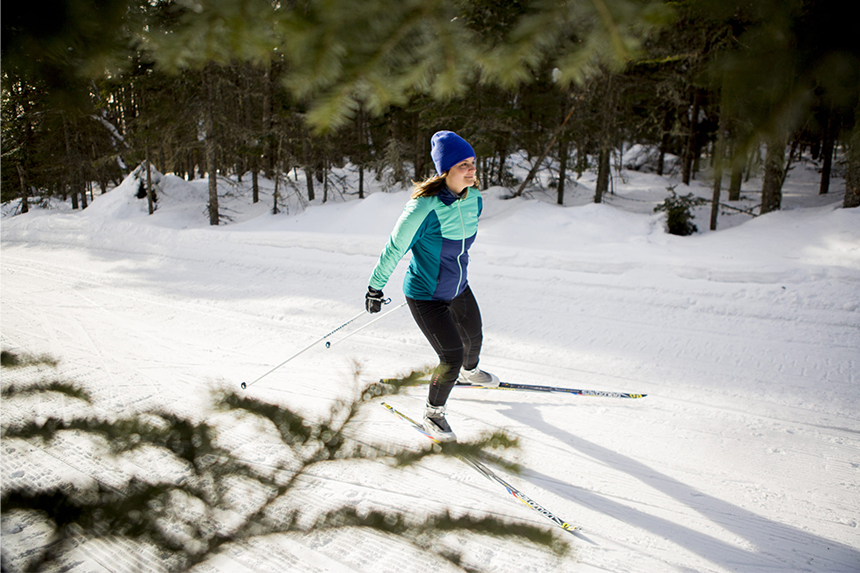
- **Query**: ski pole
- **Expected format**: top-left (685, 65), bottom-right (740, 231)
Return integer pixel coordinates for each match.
top-left (324, 300), bottom-right (407, 349)
top-left (241, 304), bottom-right (384, 389)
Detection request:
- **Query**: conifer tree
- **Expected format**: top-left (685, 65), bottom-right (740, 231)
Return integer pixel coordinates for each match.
top-left (1, 352), bottom-right (568, 572)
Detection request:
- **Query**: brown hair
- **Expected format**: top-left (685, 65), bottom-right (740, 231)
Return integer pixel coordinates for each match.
top-left (410, 173), bottom-right (479, 199)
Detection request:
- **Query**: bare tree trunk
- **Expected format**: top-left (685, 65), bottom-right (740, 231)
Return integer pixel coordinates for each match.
top-left (272, 170), bottom-right (280, 215)
top-left (17, 164), bottom-right (29, 214)
top-left (710, 94), bottom-right (729, 230)
top-left (61, 113), bottom-right (79, 210)
top-left (414, 121), bottom-right (426, 181)
top-left (323, 159), bottom-right (329, 204)
top-left (593, 76), bottom-right (615, 204)
top-left (710, 136), bottom-right (724, 230)
top-left (657, 110), bottom-right (672, 176)
top-left (682, 90), bottom-right (702, 186)
top-left (355, 105), bottom-right (369, 198)
top-left (187, 151), bottom-right (196, 180)
top-left (479, 157), bottom-right (488, 190)
top-left (845, 148), bottom-right (860, 208)
top-left (594, 148), bottom-right (610, 204)
top-left (557, 137), bottom-right (569, 205)
top-left (761, 135), bottom-right (786, 214)
top-left (844, 97), bottom-right (860, 208)
top-left (305, 169), bottom-right (315, 202)
top-left (273, 135), bottom-right (283, 214)
top-left (203, 66), bottom-right (220, 225)
top-left (262, 62), bottom-right (273, 177)
top-left (146, 147), bottom-right (155, 215)
top-left (139, 86), bottom-right (153, 215)
top-left (206, 141), bottom-right (219, 225)
top-left (819, 109), bottom-right (835, 195)
top-left (303, 138), bottom-right (315, 201)
top-left (78, 133), bottom-right (88, 209)
top-left (575, 143), bottom-right (587, 179)
top-left (728, 137), bottom-right (745, 201)
top-left (252, 162), bottom-right (260, 203)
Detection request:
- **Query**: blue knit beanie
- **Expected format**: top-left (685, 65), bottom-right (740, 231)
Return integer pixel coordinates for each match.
top-left (430, 131), bottom-right (475, 175)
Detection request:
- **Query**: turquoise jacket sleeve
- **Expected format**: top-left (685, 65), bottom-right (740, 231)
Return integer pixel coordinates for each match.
top-left (368, 197), bottom-right (433, 290)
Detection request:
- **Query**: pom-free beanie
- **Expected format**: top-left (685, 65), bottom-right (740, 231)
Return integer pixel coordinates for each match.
top-left (430, 131), bottom-right (475, 175)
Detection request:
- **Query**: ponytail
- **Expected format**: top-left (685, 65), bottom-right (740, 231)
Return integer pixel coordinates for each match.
top-left (411, 173), bottom-right (478, 199)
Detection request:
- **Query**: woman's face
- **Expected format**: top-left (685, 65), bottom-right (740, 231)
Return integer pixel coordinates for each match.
top-left (444, 157), bottom-right (476, 194)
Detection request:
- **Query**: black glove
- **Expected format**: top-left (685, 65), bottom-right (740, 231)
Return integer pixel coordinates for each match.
top-left (365, 286), bottom-right (385, 314)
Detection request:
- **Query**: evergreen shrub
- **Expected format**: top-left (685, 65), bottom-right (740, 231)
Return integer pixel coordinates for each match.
top-left (1, 352), bottom-right (567, 572)
top-left (654, 187), bottom-right (707, 236)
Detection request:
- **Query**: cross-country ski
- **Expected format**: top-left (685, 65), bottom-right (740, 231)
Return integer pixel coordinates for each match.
top-left (382, 377), bottom-right (647, 398)
top-left (381, 402), bottom-right (582, 536)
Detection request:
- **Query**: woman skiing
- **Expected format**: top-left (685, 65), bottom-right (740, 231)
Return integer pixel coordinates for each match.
top-left (366, 131), bottom-right (498, 442)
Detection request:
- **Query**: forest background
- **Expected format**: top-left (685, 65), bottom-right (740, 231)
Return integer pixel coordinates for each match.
top-left (3, 0), bottom-right (860, 225)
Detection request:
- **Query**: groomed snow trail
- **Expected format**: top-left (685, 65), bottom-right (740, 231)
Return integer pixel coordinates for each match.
top-left (2, 169), bottom-right (859, 572)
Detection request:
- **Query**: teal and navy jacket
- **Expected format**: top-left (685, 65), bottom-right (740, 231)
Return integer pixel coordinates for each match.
top-left (369, 186), bottom-right (483, 301)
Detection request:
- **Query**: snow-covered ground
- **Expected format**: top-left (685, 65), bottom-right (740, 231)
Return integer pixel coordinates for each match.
top-left (2, 155), bottom-right (859, 572)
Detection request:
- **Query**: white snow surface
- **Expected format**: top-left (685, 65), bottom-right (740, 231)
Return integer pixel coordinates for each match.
top-left (2, 158), bottom-right (859, 572)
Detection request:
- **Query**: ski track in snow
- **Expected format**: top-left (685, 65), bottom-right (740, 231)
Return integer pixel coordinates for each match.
top-left (2, 164), bottom-right (859, 573)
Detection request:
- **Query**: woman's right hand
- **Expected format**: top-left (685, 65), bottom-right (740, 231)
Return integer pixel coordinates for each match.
top-left (365, 287), bottom-right (385, 313)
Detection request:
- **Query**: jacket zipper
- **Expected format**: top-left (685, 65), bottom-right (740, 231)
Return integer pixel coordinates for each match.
top-left (455, 199), bottom-right (466, 294)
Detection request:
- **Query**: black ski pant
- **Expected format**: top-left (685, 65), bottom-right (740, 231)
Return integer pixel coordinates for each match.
top-left (406, 286), bottom-right (483, 407)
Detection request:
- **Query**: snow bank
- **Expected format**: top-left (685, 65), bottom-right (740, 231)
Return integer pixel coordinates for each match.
top-left (2, 154), bottom-right (859, 573)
